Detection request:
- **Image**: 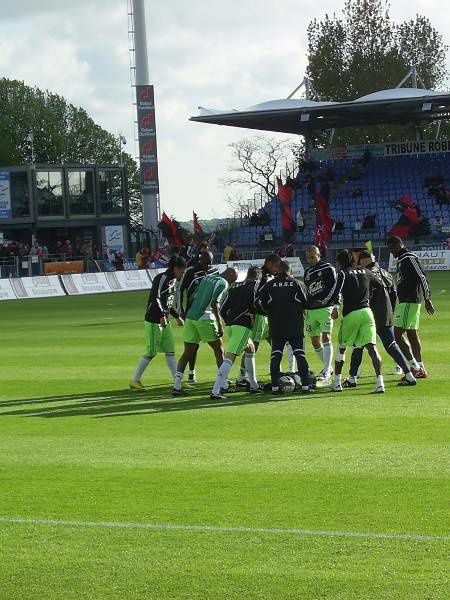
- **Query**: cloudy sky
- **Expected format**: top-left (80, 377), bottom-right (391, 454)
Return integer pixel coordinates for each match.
top-left (0, 0), bottom-right (448, 220)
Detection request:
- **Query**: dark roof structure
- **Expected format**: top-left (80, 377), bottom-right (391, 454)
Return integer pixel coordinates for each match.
top-left (190, 88), bottom-right (450, 134)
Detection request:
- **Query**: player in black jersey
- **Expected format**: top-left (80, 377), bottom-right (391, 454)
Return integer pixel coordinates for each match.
top-left (210, 267), bottom-right (263, 399)
top-left (177, 250), bottom-right (218, 384)
top-left (346, 251), bottom-right (416, 387)
top-left (332, 250), bottom-right (385, 394)
top-left (259, 261), bottom-right (312, 394)
top-left (304, 246), bottom-right (339, 385)
top-left (129, 255), bottom-right (186, 390)
top-left (236, 254), bottom-right (281, 386)
top-left (387, 237), bottom-right (435, 378)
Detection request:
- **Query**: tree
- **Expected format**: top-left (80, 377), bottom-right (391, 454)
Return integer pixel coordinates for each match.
top-left (306, 0), bottom-right (448, 144)
top-left (221, 136), bottom-right (302, 212)
top-left (0, 78), bottom-right (143, 229)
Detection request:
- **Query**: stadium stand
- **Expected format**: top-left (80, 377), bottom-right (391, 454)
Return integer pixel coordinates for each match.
top-left (232, 153), bottom-right (450, 248)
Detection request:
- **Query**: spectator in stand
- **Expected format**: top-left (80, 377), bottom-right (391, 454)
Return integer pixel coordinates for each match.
top-left (435, 215), bottom-right (443, 233)
top-left (296, 208), bottom-right (305, 232)
top-left (362, 214), bottom-right (376, 230)
top-left (114, 252), bottom-right (125, 271)
top-left (30, 242), bottom-right (40, 256)
top-left (38, 244), bottom-right (49, 258)
top-left (229, 245), bottom-right (239, 261)
top-left (61, 240), bottom-right (73, 256)
top-left (354, 220), bottom-right (362, 231)
top-left (223, 243), bottom-right (233, 262)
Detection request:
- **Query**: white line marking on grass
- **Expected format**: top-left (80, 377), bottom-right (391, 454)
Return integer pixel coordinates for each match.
top-left (436, 289), bottom-right (447, 295)
top-left (0, 517), bottom-right (448, 543)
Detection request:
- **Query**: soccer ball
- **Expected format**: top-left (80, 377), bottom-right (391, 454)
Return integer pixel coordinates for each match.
top-left (278, 375), bottom-right (296, 394)
top-left (286, 372), bottom-right (302, 391)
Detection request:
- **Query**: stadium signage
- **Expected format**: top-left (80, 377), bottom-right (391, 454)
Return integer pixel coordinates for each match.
top-left (10, 275), bottom-right (66, 299)
top-left (389, 250), bottom-right (450, 272)
top-left (105, 270), bottom-right (151, 292)
top-left (0, 171), bottom-right (12, 219)
top-left (311, 139), bottom-right (450, 161)
top-left (0, 278), bottom-right (16, 301)
top-left (61, 273), bottom-right (112, 295)
top-left (136, 85), bottom-right (160, 192)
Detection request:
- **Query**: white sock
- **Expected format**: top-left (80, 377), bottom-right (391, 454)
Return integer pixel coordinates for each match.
top-left (314, 346), bottom-right (324, 363)
top-left (165, 353), bottom-right (177, 380)
top-left (349, 376), bottom-right (357, 384)
top-left (377, 374), bottom-right (384, 387)
top-left (406, 372), bottom-right (415, 382)
top-left (189, 369), bottom-right (196, 377)
top-left (322, 342), bottom-right (333, 374)
top-left (409, 358), bottom-right (420, 370)
top-left (174, 370), bottom-right (184, 391)
top-left (132, 356), bottom-right (151, 382)
top-left (335, 374), bottom-right (342, 386)
top-left (212, 359), bottom-right (233, 396)
top-left (419, 361), bottom-right (425, 370)
top-left (244, 353), bottom-right (258, 389)
top-left (286, 343), bottom-right (295, 372)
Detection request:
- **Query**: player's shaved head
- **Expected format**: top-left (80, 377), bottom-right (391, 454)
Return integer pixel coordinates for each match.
top-left (358, 250), bottom-right (374, 267)
top-left (306, 245), bottom-right (321, 266)
top-left (387, 236), bottom-right (404, 257)
top-left (199, 250), bottom-right (213, 268)
top-left (264, 253), bottom-right (281, 274)
top-left (221, 267), bottom-right (238, 285)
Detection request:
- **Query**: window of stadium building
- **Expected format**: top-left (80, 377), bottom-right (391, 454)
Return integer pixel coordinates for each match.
top-left (36, 170), bottom-right (64, 217)
top-left (68, 170), bottom-right (95, 215)
top-left (99, 170), bottom-right (124, 214)
top-left (10, 171), bottom-right (31, 218)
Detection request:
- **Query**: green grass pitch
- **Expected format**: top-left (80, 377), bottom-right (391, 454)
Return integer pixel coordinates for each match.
top-left (0, 273), bottom-right (449, 599)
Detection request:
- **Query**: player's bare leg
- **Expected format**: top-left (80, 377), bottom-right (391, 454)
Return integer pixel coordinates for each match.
top-left (395, 326), bottom-right (420, 371)
top-left (208, 339), bottom-right (224, 368)
top-left (173, 342), bottom-right (198, 396)
top-left (333, 347), bottom-right (346, 392)
top-left (406, 329), bottom-right (427, 377)
top-left (365, 343), bottom-right (384, 393)
top-left (188, 349), bottom-right (198, 384)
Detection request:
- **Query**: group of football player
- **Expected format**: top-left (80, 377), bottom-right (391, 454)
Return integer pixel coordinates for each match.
top-left (129, 235), bottom-right (435, 398)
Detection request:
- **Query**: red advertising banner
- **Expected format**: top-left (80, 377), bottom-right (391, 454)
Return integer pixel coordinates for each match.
top-left (136, 85), bottom-right (160, 193)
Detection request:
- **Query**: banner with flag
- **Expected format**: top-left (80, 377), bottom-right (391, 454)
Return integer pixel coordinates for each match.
top-left (277, 178), bottom-right (296, 242)
top-left (158, 212), bottom-right (184, 246)
top-left (314, 183), bottom-right (335, 256)
top-left (193, 212), bottom-right (203, 235)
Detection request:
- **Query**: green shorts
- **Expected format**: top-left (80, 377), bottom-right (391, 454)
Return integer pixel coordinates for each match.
top-left (394, 303), bottom-right (421, 330)
top-left (183, 318), bottom-right (219, 344)
top-left (338, 307), bottom-right (377, 348)
top-left (305, 307), bottom-right (333, 337)
top-left (226, 325), bottom-right (251, 356)
top-left (144, 321), bottom-right (175, 357)
top-left (251, 314), bottom-right (269, 343)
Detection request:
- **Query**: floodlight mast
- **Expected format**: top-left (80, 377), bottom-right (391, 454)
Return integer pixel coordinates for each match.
top-left (132, 0), bottom-right (160, 233)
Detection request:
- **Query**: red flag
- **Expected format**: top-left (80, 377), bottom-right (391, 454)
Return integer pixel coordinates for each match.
top-left (314, 185), bottom-right (334, 256)
top-left (277, 178), bottom-right (296, 242)
top-left (158, 212), bottom-right (183, 246)
top-left (193, 212), bottom-right (203, 234)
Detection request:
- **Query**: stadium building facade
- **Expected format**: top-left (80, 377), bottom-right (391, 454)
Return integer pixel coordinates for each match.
top-left (0, 164), bottom-right (130, 254)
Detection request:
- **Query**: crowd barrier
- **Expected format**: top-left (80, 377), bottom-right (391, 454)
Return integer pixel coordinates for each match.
top-left (2, 253), bottom-right (447, 302)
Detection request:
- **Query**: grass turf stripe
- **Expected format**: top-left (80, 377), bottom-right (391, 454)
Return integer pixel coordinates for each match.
top-left (0, 517), bottom-right (448, 543)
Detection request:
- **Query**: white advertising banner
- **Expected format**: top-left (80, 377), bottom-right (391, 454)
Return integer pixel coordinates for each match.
top-left (389, 250), bottom-right (450, 272)
top-left (147, 268), bottom-right (167, 282)
top-left (0, 172), bottom-right (12, 219)
top-left (228, 257), bottom-right (304, 280)
top-left (0, 279), bottom-right (16, 301)
top-left (105, 269), bottom-right (151, 292)
top-left (10, 276), bottom-right (66, 299)
top-left (227, 259), bottom-right (264, 281)
top-left (103, 225), bottom-right (125, 259)
top-left (61, 273), bottom-right (112, 295)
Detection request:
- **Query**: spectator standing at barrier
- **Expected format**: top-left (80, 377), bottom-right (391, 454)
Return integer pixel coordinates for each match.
top-left (223, 243), bottom-right (233, 262)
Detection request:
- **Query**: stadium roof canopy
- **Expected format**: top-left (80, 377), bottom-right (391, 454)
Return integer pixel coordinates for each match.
top-left (190, 88), bottom-right (450, 134)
